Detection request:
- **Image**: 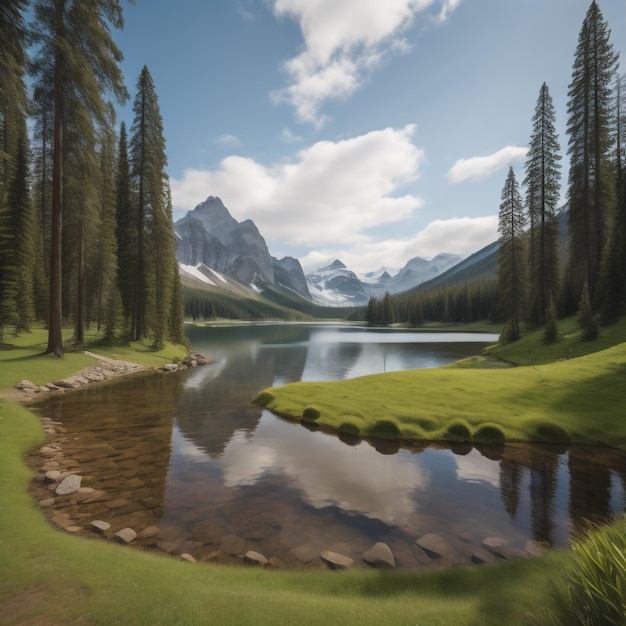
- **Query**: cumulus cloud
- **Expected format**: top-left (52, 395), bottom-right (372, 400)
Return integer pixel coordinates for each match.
top-left (299, 214), bottom-right (498, 274)
top-left (171, 124), bottom-right (425, 247)
top-left (447, 146), bottom-right (528, 183)
top-left (270, 0), bottom-right (461, 126)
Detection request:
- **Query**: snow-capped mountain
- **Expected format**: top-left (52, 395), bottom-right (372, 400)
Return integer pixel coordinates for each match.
top-left (306, 253), bottom-right (464, 306)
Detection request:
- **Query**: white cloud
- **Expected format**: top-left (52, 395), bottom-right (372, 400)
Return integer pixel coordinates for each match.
top-left (299, 215), bottom-right (498, 274)
top-left (171, 124), bottom-right (425, 247)
top-left (447, 146), bottom-right (528, 183)
top-left (281, 127), bottom-right (303, 143)
top-left (216, 133), bottom-right (241, 147)
top-left (270, 0), bottom-right (460, 126)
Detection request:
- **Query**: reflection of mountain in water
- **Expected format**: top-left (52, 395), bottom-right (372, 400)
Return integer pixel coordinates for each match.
top-left (175, 342), bottom-right (308, 456)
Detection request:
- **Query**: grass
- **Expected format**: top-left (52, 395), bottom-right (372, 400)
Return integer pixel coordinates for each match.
top-left (0, 398), bottom-right (568, 624)
top-left (0, 318), bottom-right (624, 624)
top-left (256, 317), bottom-right (626, 449)
top-left (0, 326), bottom-right (188, 390)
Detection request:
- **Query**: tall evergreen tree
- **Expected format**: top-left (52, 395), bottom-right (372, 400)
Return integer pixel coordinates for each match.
top-left (565, 1), bottom-right (619, 308)
top-left (0, 0), bottom-right (31, 341)
top-left (115, 121), bottom-right (135, 326)
top-left (598, 74), bottom-right (626, 324)
top-left (498, 167), bottom-right (527, 342)
top-left (128, 66), bottom-right (183, 346)
top-left (30, 0), bottom-right (130, 356)
top-left (524, 82), bottom-right (562, 325)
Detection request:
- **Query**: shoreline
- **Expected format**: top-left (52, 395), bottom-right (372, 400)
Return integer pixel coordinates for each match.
top-left (4, 350), bottom-right (211, 405)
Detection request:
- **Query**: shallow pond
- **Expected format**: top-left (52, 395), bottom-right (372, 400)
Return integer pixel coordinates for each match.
top-left (32, 323), bottom-right (626, 569)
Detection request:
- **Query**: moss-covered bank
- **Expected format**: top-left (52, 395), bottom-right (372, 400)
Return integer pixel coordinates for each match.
top-left (255, 319), bottom-right (626, 449)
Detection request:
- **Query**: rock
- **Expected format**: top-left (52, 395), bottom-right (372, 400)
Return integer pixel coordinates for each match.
top-left (65, 526), bottom-right (82, 533)
top-left (180, 553), bottom-right (196, 563)
top-left (320, 551), bottom-right (354, 570)
top-left (43, 470), bottom-right (62, 484)
top-left (525, 540), bottom-right (548, 557)
top-left (362, 542), bottom-right (396, 569)
top-left (90, 520), bottom-right (111, 534)
top-left (292, 543), bottom-right (319, 564)
top-left (16, 380), bottom-right (37, 390)
top-left (219, 533), bottom-right (246, 555)
top-left (415, 533), bottom-right (454, 559)
top-left (39, 497), bottom-right (55, 508)
top-left (53, 379), bottom-right (78, 389)
top-left (163, 364), bottom-right (179, 372)
top-left (46, 383), bottom-right (61, 391)
top-left (471, 549), bottom-right (498, 565)
top-left (114, 528), bottom-right (137, 544)
top-left (55, 474), bottom-right (81, 495)
top-left (482, 536), bottom-right (510, 559)
top-left (137, 525), bottom-right (160, 539)
top-left (244, 551), bottom-right (268, 567)
top-left (267, 557), bottom-right (286, 569)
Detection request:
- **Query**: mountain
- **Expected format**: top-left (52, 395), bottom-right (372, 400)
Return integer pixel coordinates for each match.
top-left (306, 253), bottom-right (463, 306)
top-left (175, 196), bottom-right (310, 299)
top-left (306, 260), bottom-right (368, 305)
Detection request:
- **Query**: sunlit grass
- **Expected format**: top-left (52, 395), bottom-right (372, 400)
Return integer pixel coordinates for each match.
top-left (256, 318), bottom-right (626, 449)
top-left (0, 399), bottom-right (564, 624)
top-left (0, 325), bottom-right (187, 390)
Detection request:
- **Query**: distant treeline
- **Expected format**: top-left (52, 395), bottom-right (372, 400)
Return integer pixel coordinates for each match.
top-left (183, 284), bottom-right (355, 322)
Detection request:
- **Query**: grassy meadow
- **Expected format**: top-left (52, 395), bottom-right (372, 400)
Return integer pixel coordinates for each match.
top-left (256, 317), bottom-right (626, 449)
top-left (1, 319), bottom-right (625, 624)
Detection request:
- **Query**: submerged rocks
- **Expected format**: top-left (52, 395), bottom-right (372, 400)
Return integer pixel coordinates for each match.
top-left (362, 542), bottom-right (396, 569)
top-left (55, 474), bottom-right (81, 495)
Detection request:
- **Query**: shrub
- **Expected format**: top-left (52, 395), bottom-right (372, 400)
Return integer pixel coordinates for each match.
top-left (444, 420), bottom-right (472, 442)
top-left (577, 281), bottom-right (599, 341)
top-left (339, 421), bottom-right (360, 436)
top-left (368, 419), bottom-right (401, 440)
top-left (254, 391), bottom-right (274, 406)
top-left (549, 519), bottom-right (626, 625)
top-left (531, 421), bottom-right (572, 443)
top-left (473, 423), bottom-right (506, 444)
top-left (301, 406), bottom-right (321, 422)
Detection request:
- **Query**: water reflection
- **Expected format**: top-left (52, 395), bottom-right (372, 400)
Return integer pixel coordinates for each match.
top-left (31, 323), bottom-right (626, 569)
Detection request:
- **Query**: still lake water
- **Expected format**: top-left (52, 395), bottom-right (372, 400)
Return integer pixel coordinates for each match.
top-left (35, 323), bottom-right (626, 569)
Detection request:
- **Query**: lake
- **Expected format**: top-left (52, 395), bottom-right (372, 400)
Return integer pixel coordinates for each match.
top-left (32, 323), bottom-right (626, 569)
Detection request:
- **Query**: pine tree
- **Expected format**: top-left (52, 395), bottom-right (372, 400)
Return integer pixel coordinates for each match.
top-left (543, 296), bottom-right (559, 344)
top-left (0, 0), bottom-right (31, 341)
top-left (10, 123), bottom-right (36, 333)
top-left (598, 74), bottom-right (626, 324)
top-left (577, 281), bottom-right (599, 340)
top-left (128, 66), bottom-right (183, 346)
top-left (524, 83), bottom-right (561, 325)
top-left (115, 121), bottom-right (135, 326)
top-left (30, 0), bottom-right (130, 356)
top-left (566, 1), bottom-right (619, 308)
top-left (498, 167), bottom-right (527, 342)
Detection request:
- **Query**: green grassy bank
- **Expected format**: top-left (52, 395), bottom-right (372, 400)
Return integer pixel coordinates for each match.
top-left (256, 318), bottom-right (626, 449)
top-left (0, 321), bottom-right (622, 624)
top-left (0, 399), bottom-right (566, 625)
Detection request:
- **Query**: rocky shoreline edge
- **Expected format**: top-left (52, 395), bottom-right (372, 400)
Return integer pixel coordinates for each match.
top-left (13, 350), bottom-right (212, 401)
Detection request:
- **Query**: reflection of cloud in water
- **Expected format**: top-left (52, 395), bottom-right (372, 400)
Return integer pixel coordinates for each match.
top-left (454, 449), bottom-right (500, 487)
top-left (218, 413), bottom-right (430, 528)
top-left (183, 360), bottom-right (227, 389)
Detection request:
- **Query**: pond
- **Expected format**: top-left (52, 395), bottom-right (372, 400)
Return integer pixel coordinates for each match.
top-left (31, 323), bottom-right (626, 570)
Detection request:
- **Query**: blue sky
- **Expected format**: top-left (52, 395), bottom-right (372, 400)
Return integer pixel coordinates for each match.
top-left (114, 0), bottom-right (626, 274)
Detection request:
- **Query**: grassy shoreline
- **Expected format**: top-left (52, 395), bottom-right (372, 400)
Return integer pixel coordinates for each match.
top-left (255, 318), bottom-right (626, 450)
top-left (0, 320), bottom-right (623, 624)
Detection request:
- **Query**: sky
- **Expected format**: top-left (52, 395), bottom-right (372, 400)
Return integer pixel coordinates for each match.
top-left (113, 0), bottom-right (626, 275)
